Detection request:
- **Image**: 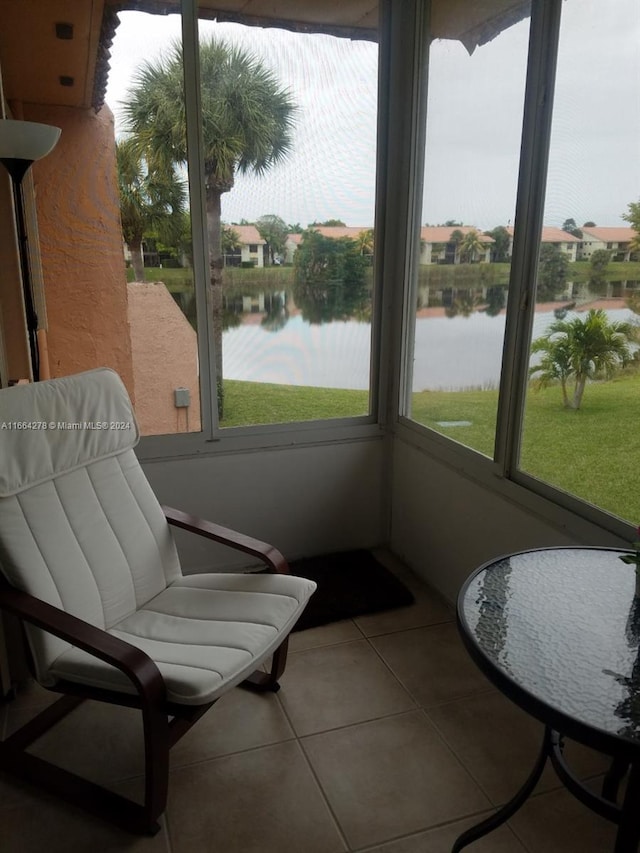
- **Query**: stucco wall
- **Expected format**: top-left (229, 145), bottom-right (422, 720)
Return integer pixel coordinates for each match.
top-left (142, 437), bottom-right (385, 572)
top-left (391, 436), bottom-right (626, 605)
top-left (127, 281), bottom-right (201, 435)
top-left (23, 103), bottom-right (134, 399)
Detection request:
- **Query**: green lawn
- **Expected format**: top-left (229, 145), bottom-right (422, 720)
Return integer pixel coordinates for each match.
top-left (126, 267), bottom-right (194, 288)
top-left (412, 373), bottom-right (640, 523)
top-left (221, 380), bottom-right (369, 426)
top-left (131, 260), bottom-right (640, 296)
top-left (219, 374), bottom-right (640, 523)
top-left (126, 265), bottom-right (295, 293)
top-left (520, 375), bottom-right (640, 522)
top-left (410, 387), bottom-right (499, 456)
top-left (570, 260), bottom-right (640, 281)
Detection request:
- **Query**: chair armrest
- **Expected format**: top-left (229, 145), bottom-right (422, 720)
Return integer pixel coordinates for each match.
top-left (0, 585), bottom-right (165, 704)
top-left (163, 505), bottom-right (290, 575)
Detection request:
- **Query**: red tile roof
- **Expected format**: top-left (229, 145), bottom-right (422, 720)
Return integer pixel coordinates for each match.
top-left (420, 226), bottom-right (493, 243)
top-left (506, 226), bottom-right (581, 243)
top-left (581, 227), bottom-right (636, 243)
top-left (228, 224), bottom-right (265, 245)
top-left (310, 226), bottom-right (372, 239)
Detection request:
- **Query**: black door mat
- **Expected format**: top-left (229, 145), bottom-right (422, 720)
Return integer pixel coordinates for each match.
top-left (289, 549), bottom-right (415, 632)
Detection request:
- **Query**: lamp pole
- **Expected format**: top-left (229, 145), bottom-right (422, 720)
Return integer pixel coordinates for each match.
top-left (0, 120), bottom-right (61, 382)
top-left (3, 163), bottom-right (40, 379)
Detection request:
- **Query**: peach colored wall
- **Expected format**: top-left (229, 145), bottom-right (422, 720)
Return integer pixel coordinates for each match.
top-left (22, 103), bottom-right (134, 400)
top-left (127, 282), bottom-right (202, 436)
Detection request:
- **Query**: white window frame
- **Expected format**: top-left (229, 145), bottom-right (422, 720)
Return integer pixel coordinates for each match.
top-left (395, 0), bottom-right (634, 543)
top-left (138, 0), bottom-right (387, 461)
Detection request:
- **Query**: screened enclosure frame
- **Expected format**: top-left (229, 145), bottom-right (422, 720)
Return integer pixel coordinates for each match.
top-left (394, 0), bottom-right (635, 544)
top-left (136, 0), bottom-right (635, 546)
top-left (136, 0), bottom-right (386, 460)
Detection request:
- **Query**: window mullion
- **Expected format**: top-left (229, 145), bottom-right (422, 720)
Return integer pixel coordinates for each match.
top-left (493, 0), bottom-right (563, 478)
top-left (376, 0), bottom-right (430, 429)
top-left (181, 0), bottom-right (218, 438)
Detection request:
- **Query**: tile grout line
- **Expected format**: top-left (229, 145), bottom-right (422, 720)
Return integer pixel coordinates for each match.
top-left (275, 677), bottom-right (352, 849)
top-left (294, 733), bottom-right (353, 851)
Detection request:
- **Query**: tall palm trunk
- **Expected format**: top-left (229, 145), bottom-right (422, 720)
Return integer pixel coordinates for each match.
top-left (128, 241), bottom-right (145, 282)
top-left (123, 39), bottom-right (296, 420)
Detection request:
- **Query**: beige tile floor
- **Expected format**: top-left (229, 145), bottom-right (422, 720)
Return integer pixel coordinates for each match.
top-left (0, 550), bottom-right (620, 853)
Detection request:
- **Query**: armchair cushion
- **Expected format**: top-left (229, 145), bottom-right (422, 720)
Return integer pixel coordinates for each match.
top-left (47, 571), bottom-right (315, 704)
top-left (0, 368), bottom-right (139, 497)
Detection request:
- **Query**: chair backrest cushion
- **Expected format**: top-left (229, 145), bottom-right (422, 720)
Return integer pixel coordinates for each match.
top-left (0, 369), bottom-right (181, 683)
top-left (0, 367), bottom-right (138, 496)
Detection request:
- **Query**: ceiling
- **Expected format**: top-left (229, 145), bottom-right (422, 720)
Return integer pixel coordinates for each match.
top-left (0, 0), bottom-right (105, 111)
top-left (115, 0), bottom-right (530, 48)
top-left (0, 0), bottom-right (530, 112)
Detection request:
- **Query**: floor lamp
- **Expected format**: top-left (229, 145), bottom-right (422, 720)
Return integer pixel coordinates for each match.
top-left (0, 119), bottom-right (61, 381)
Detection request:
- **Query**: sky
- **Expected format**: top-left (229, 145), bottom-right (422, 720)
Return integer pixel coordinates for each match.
top-left (104, 0), bottom-right (639, 232)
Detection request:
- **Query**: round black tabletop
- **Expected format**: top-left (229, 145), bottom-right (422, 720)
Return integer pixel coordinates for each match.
top-left (457, 546), bottom-right (640, 761)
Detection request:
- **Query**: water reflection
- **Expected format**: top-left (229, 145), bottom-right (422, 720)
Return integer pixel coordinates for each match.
top-left (443, 288), bottom-right (483, 318)
top-left (260, 292), bottom-right (289, 332)
top-left (223, 291), bottom-right (289, 332)
top-left (416, 277), bottom-right (640, 316)
top-left (172, 274), bottom-right (639, 332)
top-left (169, 274), bottom-right (640, 391)
top-left (292, 277), bottom-right (371, 325)
top-left (484, 286), bottom-right (506, 317)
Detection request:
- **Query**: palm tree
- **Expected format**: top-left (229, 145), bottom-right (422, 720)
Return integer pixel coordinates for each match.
top-left (430, 242), bottom-right (446, 263)
top-left (529, 308), bottom-right (637, 409)
top-left (221, 224), bottom-right (242, 264)
top-left (116, 138), bottom-right (186, 281)
top-left (122, 38), bottom-right (296, 411)
top-left (449, 228), bottom-right (465, 264)
top-left (459, 229), bottom-right (485, 264)
top-left (256, 214), bottom-right (289, 265)
top-left (356, 228), bottom-right (374, 256)
top-left (623, 202), bottom-right (640, 258)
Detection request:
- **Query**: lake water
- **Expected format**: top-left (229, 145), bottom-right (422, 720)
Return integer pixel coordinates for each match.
top-left (223, 300), bottom-right (639, 392)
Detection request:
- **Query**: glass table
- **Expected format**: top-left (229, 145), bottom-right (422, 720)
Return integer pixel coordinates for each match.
top-left (454, 547), bottom-right (640, 853)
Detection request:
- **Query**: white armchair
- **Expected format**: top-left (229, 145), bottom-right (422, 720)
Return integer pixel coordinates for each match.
top-left (0, 368), bottom-right (315, 833)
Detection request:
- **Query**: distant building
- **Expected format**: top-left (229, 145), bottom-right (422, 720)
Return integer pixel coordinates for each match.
top-left (284, 225), bottom-right (374, 264)
top-left (505, 226), bottom-right (581, 261)
top-left (578, 227), bottom-right (637, 262)
top-left (420, 226), bottom-right (493, 265)
top-left (310, 225), bottom-right (371, 241)
top-left (284, 232), bottom-right (303, 264)
top-left (224, 224), bottom-right (266, 267)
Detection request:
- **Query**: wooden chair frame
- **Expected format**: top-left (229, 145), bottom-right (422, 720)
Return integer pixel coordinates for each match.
top-left (0, 506), bottom-right (292, 835)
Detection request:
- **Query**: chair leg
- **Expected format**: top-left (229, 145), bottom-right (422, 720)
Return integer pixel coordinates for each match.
top-left (141, 699), bottom-right (170, 831)
top-left (0, 692), bottom-right (169, 836)
top-left (242, 637), bottom-right (289, 692)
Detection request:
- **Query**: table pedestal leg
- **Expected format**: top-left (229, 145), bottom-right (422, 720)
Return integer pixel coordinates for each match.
top-left (603, 757), bottom-right (630, 803)
top-left (451, 727), bottom-right (551, 853)
top-left (614, 763), bottom-right (640, 853)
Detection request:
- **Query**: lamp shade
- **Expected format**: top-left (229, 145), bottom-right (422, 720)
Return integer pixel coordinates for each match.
top-left (0, 120), bottom-right (61, 162)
